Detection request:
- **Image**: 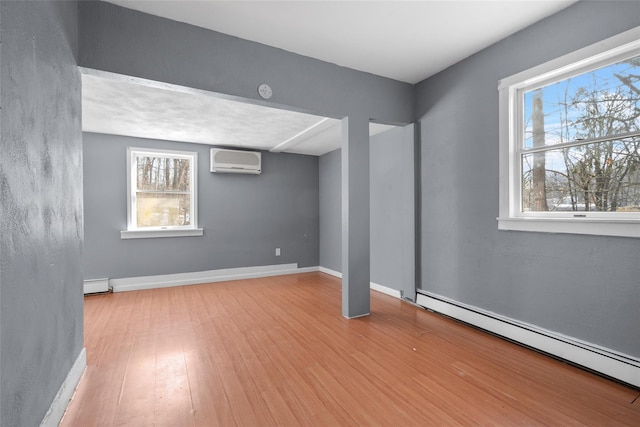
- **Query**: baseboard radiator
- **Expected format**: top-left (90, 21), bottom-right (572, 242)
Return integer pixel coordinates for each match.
top-left (416, 290), bottom-right (640, 389)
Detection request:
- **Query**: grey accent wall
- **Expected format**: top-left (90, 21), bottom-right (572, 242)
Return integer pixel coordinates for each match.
top-left (319, 125), bottom-right (415, 296)
top-left (0, 1), bottom-right (83, 426)
top-left (415, 0), bottom-right (640, 358)
top-left (83, 133), bottom-right (319, 280)
top-left (370, 125), bottom-right (415, 300)
top-left (319, 149), bottom-right (342, 272)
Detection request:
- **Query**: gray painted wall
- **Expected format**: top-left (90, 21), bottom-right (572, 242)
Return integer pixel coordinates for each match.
top-left (415, 0), bottom-right (640, 358)
top-left (78, 1), bottom-right (413, 125)
top-left (84, 133), bottom-right (319, 280)
top-left (319, 149), bottom-right (342, 272)
top-left (319, 126), bottom-right (415, 296)
top-left (0, 1), bottom-right (83, 426)
top-left (370, 125), bottom-right (415, 300)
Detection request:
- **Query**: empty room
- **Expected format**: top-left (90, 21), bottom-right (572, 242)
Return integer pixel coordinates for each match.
top-left (1, 1), bottom-right (639, 426)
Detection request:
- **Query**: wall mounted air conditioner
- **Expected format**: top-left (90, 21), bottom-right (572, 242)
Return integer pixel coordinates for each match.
top-left (210, 148), bottom-right (261, 174)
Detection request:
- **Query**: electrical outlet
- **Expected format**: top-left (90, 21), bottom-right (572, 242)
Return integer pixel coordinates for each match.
top-left (275, 248), bottom-right (281, 256)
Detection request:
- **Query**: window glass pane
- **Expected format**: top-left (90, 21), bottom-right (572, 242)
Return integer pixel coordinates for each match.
top-left (522, 137), bottom-right (640, 212)
top-left (136, 192), bottom-right (191, 227)
top-left (523, 55), bottom-right (640, 149)
top-left (136, 156), bottom-right (191, 192)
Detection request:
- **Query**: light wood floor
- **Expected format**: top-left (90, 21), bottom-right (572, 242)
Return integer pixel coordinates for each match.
top-left (61, 272), bottom-right (640, 426)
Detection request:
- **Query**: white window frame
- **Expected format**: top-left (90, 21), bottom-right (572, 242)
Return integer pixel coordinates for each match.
top-left (121, 147), bottom-right (203, 239)
top-left (498, 26), bottom-right (640, 238)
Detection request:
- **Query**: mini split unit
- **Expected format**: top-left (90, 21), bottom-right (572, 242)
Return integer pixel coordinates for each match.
top-left (210, 148), bottom-right (261, 174)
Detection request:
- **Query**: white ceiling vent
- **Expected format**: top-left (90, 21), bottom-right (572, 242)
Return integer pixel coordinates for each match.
top-left (210, 148), bottom-right (261, 174)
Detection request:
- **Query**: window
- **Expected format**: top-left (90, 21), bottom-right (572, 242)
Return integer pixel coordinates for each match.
top-left (498, 27), bottom-right (640, 238)
top-left (121, 147), bottom-right (203, 239)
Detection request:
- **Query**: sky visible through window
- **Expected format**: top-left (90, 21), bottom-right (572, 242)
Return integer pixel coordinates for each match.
top-left (521, 54), bottom-right (640, 212)
top-left (524, 56), bottom-right (640, 149)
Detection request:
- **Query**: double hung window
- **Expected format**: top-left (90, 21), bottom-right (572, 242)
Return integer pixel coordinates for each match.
top-left (122, 147), bottom-right (202, 239)
top-left (498, 27), bottom-right (640, 237)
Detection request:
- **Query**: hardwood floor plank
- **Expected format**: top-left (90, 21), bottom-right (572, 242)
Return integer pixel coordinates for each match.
top-left (260, 385), bottom-right (306, 426)
top-left (348, 350), bottom-right (463, 425)
top-left (153, 334), bottom-right (195, 426)
top-left (61, 272), bottom-right (640, 426)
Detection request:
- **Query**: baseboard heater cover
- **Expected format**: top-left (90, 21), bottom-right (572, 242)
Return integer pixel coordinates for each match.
top-left (83, 278), bottom-right (110, 294)
top-left (416, 290), bottom-right (640, 388)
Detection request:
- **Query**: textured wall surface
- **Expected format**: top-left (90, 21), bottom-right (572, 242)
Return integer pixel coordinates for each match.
top-left (0, 1), bottom-right (83, 426)
top-left (83, 133), bottom-right (319, 280)
top-left (415, 0), bottom-right (640, 357)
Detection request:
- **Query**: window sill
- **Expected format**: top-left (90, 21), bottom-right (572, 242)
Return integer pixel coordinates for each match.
top-left (120, 228), bottom-right (204, 239)
top-left (497, 217), bottom-right (640, 238)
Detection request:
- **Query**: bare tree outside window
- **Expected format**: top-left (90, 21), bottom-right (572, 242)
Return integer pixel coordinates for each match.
top-left (129, 150), bottom-right (196, 229)
top-left (522, 56), bottom-right (640, 212)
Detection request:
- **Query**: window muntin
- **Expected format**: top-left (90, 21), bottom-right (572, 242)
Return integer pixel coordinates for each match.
top-left (128, 148), bottom-right (197, 231)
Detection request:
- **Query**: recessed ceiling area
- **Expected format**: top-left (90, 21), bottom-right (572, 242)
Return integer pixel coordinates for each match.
top-left (82, 72), bottom-right (396, 156)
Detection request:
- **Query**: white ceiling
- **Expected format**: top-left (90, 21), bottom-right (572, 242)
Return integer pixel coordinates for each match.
top-left (104, 0), bottom-right (578, 84)
top-left (84, 0), bottom-right (578, 156)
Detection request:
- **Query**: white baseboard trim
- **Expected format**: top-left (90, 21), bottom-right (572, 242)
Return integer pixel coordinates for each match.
top-left (370, 282), bottom-right (402, 299)
top-left (318, 267), bottom-right (402, 299)
top-left (83, 278), bottom-right (109, 294)
top-left (40, 347), bottom-right (86, 427)
top-left (416, 291), bottom-right (640, 388)
top-left (111, 263), bottom-right (318, 292)
top-left (319, 266), bottom-right (342, 278)
top-left (344, 312), bottom-right (371, 320)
